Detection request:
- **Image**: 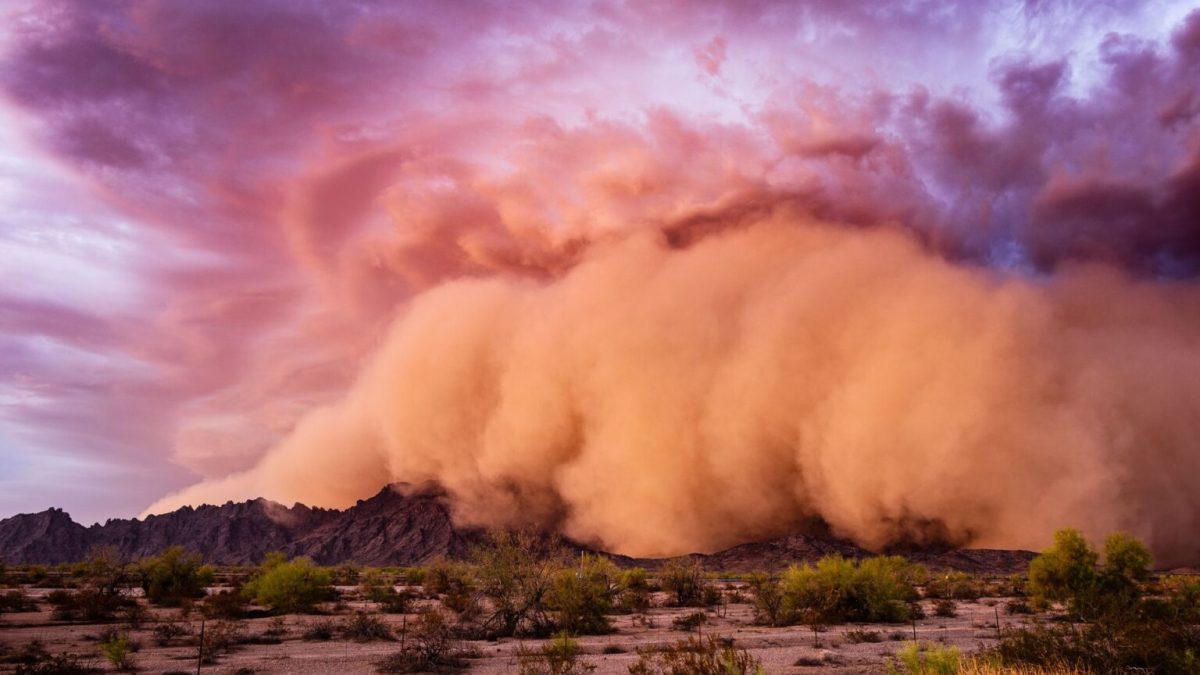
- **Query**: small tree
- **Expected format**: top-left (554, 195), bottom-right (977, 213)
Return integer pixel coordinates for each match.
top-left (1103, 532), bottom-right (1153, 584)
top-left (138, 546), bottom-right (213, 606)
top-left (241, 554), bottom-right (333, 614)
top-left (1027, 528), bottom-right (1098, 609)
top-left (472, 530), bottom-right (565, 637)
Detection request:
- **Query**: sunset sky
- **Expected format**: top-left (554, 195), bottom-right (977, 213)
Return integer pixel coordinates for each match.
top-left (2, 0), bottom-right (1200, 553)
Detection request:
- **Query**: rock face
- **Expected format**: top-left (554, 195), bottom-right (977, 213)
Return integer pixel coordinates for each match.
top-left (0, 483), bottom-right (480, 566)
top-left (0, 484), bottom-right (1034, 574)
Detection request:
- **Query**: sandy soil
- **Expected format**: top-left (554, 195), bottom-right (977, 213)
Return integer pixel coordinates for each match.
top-left (0, 588), bottom-right (1031, 674)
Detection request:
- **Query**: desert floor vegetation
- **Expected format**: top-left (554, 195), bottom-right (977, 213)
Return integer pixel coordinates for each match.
top-left (0, 530), bottom-right (1196, 673)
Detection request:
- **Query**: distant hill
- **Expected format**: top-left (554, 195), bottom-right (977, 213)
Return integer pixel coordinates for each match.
top-left (0, 483), bottom-right (1035, 574)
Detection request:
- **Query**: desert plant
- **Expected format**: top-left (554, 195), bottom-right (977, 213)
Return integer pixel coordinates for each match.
top-left (747, 572), bottom-right (785, 625)
top-left (1027, 529), bottom-right (1097, 609)
top-left (342, 611), bottom-right (395, 641)
top-left (886, 642), bottom-right (960, 675)
top-left (98, 634), bottom-right (134, 671)
top-left (772, 554), bottom-right (924, 625)
top-left (201, 588), bottom-right (248, 619)
top-left (151, 618), bottom-right (192, 646)
top-left (546, 554), bottom-right (618, 635)
top-left (616, 568), bottom-right (652, 613)
top-left (198, 619), bottom-right (244, 664)
top-left (670, 610), bottom-right (707, 632)
top-left (660, 559), bottom-right (710, 607)
top-left (241, 554), bottom-right (333, 614)
top-left (516, 632), bottom-right (597, 675)
top-left (377, 606), bottom-right (467, 673)
top-left (846, 629), bottom-right (883, 643)
top-left (302, 618), bottom-right (338, 641)
top-left (923, 572), bottom-right (983, 600)
top-left (472, 530), bottom-right (566, 637)
top-left (0, 589), bottom-right (38, 613)
top-left (933, 599), bottom-right (957, 618)
top-left (137, 546), bottom-right (214, 606)
top-left (627, 634), bottom-right (764, 675)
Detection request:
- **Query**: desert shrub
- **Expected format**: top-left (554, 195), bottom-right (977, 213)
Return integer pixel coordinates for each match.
top-left (342, 611), bottom-right (395, 641)
top-left (987, 605), bottom-right (1200, 675)
top-left (473, 530), bottom-right (566, 637)
top-left (51, 548), bottom-right (135, 621)
top-left (616, 568), bottom-right (652, 613)
top-left (377, 606), bottom-right (468, 673)
top-left (933, 599), bottom-right (957, 618)
top-left (241, 554), bottom-right (333, 614)
top-left (628, 635), bottom-right (764, 675)
top-left (137, 546), bottom-right (213, 606)
top-left (332, 563), bottom-right (361, 585)
top-left (424, 560), bottom-right (474, 596)
top-left (12, 651), bottom-right (97, 675)
top-left (202, 588), bottom-right (248, 618)
top-left (671, 610), bottom-right (707, 632)
top-left (98, 634), bottom-right (134, 671)
top-left (0, 589), bottom-right (38, 613)
top-left (362, 569), bottom-right (411, 613)
top-left (49, 589), bottom-right (135, 622)
top-left (546, 554), bottom-right (618, 635)
top-left (924, 572), bottom-right (982, 600)
top-left (198, 619), bottom-right (244, 664)
top-left (1005, 599), bottom-right (1034, 615)
top-left (747, 572), bottom-right (785, 626)
top-left (886, 642), bottom-right (961, 675)
top-left (660, 559), bottom-right (711, 607)
top-left (152, 618), bottom-right (192, 646)
top-left (516, 632), bottom-right (597, 675)
top-left (302, 618), bottom-right (338, 641)
top-left (772, 555), bottom-right (923, 625)
top-left (846, 629), bottom-right (882, 643)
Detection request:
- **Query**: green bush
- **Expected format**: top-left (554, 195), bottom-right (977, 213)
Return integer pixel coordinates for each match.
top-left (887, 642), bottom-right (960, 675)
top-left (98, 634), bottom-right (134, 671)
top-left (137, 546), bottom-right (213, 606)
top-left (1028, 529), bottom-right (1154, 619)
top-left (766, 555), bottom-right (923, 625)
top-left (546, 554), bottom-right (618, 635)
top-left (241, 554), bottom-right (333, 614)
top-left (923, 571), bottom-right (982, 600)
top-left (616, 568), bottom-right (652, 613)
top-left (1027, 529), bottom-right (1097, 609)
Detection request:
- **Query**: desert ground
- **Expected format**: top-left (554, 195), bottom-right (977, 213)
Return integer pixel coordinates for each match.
top-left (1, 581), bottom-right (1025, 674)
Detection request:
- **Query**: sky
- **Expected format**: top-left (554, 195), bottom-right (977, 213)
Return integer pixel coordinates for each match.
top-left (1, 0), bottom-right (1199, 556)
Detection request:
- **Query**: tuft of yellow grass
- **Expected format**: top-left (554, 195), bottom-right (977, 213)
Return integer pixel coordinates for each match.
top-left (957, 660), bottom-right (1091, 675)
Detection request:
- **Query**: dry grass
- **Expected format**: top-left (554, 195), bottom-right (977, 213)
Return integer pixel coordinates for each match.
top-left (957, 659), bottom-right (1092, 674)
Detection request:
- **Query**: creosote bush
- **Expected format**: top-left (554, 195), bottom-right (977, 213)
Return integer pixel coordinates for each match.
top-left (241, 552), bottom-right (333, 614)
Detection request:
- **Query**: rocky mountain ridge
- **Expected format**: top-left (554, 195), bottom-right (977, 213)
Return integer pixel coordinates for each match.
top-left (0, 484), bottom-right (1035, 574)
